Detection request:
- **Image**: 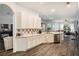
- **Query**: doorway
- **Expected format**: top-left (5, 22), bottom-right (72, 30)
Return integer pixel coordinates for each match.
top-left (0, 4), bottom-right (13, 51)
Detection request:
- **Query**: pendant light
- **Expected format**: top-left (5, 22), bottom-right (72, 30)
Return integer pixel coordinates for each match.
top-left (66, 2), bottom-right (71, 7)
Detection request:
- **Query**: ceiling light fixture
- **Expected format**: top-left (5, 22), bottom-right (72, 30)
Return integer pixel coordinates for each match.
top-left (66, 2), bottom-right (71, 7)
top-left (67, 2), bottom-right (70, 4)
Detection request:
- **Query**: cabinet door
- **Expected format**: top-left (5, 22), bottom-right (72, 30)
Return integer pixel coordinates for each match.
top-left (44, 34), bottom-right (54, 43)
top-left (33, 16), bottom-right (41, 29)
top-left (16, 38), bottom-right (27, 51)
top-left (16, 12), bottom-right (22, 28)
top-left (33, 17), bottom-right (36, 28)
top-left (27, 37), bottom-right (34, 49)
top-left (28, 16), bottom-right (34, 28)
top-left (21, 13), bottom-right (34, 28)
top-left (27, 36), bottom-right (41, 49)
top-left (21, 12), bottom-right (29, 28)
top-left (43, 34), bottom-right (48, 43)
top-left (37, 17), bottom-right (41, 28)
top-left (46, 34), bottom-right (54, 42)
top-left (27, 37), bottom-right (31, 49)
top-left (36, 35), bottom-right (42, 45)
top-left (27, 38), bottom-right (31, 49)
top-left (35, 36), bottom-right (40, 46)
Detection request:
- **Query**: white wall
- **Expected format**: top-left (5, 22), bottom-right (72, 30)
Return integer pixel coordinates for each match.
top-left (0, 15), bottom-right (13, 24)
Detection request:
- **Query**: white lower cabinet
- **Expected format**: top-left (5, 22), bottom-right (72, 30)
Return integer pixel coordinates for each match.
top-left (15, 33), bottom-right (55, 51)
top-left (46, 34), bottom-right (54, 42)
top-left (27, 36), bottom-right (41, 49)
top-left (27, 38), bottom-right (31, 49)
top-left (44, 34), bottom-right (54, 43)
top-left (16, 38), bottom-right (28, 51)
top-left (27, 37), bottom-right (35, 49)
top-left (38, 36), bottom-right (42, 44)
top-left (27, 37), bottom-right (33, 49)
top-left (43, 34), bottom-right (47, 43)
top-left (35, 36), bottom-right (40, 45)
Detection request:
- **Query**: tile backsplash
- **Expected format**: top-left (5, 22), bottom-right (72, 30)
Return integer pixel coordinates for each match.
top-left (16, 28), bottom-right (41, 36)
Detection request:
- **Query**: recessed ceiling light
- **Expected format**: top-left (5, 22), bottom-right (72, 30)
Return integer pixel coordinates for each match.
top-left (51, 9), bottom-right (55, 12)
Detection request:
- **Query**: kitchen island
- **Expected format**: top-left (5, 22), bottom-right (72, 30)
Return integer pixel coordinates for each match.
top-left (15, 32), bottom-right (64, 51)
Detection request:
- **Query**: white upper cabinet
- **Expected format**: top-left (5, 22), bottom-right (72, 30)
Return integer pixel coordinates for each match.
top-left (33, 15), bottom-right (41, 29)
top-left (16, 5), bottom-right (41, 29)
top-left (16, 12), bottom-right (22, 28)
top-left (21, 12), bottom-right (29, 28)
top-left (21, 11), bottom-right (41, 29)
top-left (28, 15), bottom-right (34, 28)
top-left (37, 17), bottom-right (41, 29)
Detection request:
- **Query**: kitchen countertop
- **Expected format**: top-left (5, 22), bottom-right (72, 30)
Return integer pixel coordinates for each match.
top-left (16, 32), bottom-right (64, 38)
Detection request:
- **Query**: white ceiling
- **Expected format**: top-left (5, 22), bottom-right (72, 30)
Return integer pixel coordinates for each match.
top-left (16, 2), bottom-right (78, 20)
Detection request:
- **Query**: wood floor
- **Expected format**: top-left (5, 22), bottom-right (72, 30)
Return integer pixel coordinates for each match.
top-left (0, 35), bottom-right (79, 56)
